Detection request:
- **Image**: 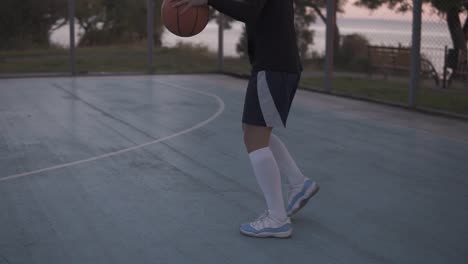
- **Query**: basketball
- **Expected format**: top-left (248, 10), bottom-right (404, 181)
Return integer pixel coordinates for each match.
top-left (161, 0), bottom-right (209, 37)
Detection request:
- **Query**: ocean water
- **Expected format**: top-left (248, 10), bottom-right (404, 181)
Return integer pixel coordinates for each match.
top-left (51, 17), bottom-right (452, 73)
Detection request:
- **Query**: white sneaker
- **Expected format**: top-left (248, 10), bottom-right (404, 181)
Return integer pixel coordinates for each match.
top-left (240, 211), bottom-right (292, 238)
top-left (286, 179), bottom-right (320, 217)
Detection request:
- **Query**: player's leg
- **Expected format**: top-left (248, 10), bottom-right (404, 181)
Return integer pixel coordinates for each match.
top-left (257, 70), bottom-right (319, 217)
top-left (239, 72), bottom-right (291, 238)
top-left (244, 70), bottom-right (319, 217)
top-left (241, 124), bottom-right (291, 238)
top-left (269, 133), bottom-right (306, 186)
top-left (269, 134), bottom-right (320, 217)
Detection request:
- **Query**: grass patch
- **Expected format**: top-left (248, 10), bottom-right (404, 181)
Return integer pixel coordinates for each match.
top-left (0, 48), bottom-right (70, 73)
top-left (301, 76), bottom-right (468, 116)
top-left (0, 45), bottom-right (248, 74)
top-left (1, 46), bottom-right (467, 117)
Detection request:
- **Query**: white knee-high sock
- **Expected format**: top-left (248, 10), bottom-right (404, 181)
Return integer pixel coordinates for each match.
top-left (249, 147), bottom-right (287, 220)
top-left (269, 134), bottom-right (307, 187)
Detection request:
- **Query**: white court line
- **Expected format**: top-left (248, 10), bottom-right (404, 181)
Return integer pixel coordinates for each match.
top-left (0, 79), bottom-right (225, 183)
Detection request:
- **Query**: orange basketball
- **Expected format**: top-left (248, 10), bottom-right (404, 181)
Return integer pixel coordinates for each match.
top-left (161, 0), bottom-right (209, 37)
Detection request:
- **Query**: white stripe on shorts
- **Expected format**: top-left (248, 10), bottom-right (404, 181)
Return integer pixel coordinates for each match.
top-left (257, 71), bottom-right (284, 127)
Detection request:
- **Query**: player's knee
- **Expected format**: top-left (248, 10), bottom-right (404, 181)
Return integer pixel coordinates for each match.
top-left (243, 130), bottom-right (256, 151)
top-left (243, 126), bottom-right (271, 153)
top-left (242, 130), bottom-right (251, 147)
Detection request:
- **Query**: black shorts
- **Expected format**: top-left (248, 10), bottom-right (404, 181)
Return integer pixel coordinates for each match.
top-left (242, 70), bottom-right (300, 128)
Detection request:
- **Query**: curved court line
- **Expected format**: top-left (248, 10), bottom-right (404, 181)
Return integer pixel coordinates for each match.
top-left (0, 80), bottom-right (225, 183)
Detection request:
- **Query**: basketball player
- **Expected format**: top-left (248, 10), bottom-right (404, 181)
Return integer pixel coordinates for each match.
top-left (171, 0), bottom-right (320, 238)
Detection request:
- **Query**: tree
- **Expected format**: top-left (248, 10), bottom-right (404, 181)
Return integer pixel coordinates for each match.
top-left (295, 0), bottom-right (317, 58)
top-left (306, 0), bottom-right (348, 58)
top-left (76, 0), bottom-right (165, 47)
top-left (0, 0), bottom-right (167, 49)
top-left (0, 0), bottom-right (66, 50)
top-left (75, 0), bottom-right (106, 38)
top-left (356, 0), bottom-right (468, 71)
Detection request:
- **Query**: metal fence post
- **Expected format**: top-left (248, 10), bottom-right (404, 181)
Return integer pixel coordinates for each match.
top-left (68, 0), bottom-right (76, 76)
top-left (409, 0), bottom-right (422, 107)
top-left (324, 0), bottom-right (336, 92)
top-left (147, 0), bottom-right (155, 74)
top-left (443, 45), bottom-right (448, 89)
top-left (218, 13), bottom-right (224, 73)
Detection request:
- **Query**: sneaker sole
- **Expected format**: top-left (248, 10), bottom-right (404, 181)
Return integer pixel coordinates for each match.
top-left (240, 229), bottom-right (292, 239)
top-left (287, 182), bottom-right (320, 217)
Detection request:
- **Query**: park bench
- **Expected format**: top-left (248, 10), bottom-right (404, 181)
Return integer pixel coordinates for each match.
top-left (368, 45), bottom-right (439, 86)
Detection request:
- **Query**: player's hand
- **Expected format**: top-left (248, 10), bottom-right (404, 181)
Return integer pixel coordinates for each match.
top-left (171, 0), bottom-right (208, 15)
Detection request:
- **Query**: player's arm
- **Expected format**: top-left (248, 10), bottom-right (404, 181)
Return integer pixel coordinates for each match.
top-left (207, 0), bottom-right (268, 24)
top-left (171, 0), bottom-right (267, 24)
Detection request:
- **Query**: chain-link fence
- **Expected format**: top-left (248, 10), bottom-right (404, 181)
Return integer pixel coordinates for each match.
top-left (215, 0), bottom-right (467, 116)
top-left (429, 2), bottom-right (468, 90)
top-left (0, 0), bottom-right (221, 76)
top-left (0, 0), bottom-right (467, 116)
top-left (317, 3), bottom-right (421, 106)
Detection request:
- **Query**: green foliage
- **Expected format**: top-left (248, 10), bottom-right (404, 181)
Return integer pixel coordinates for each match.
top-left (336, 34), bottom-right (370, 71)
top-left (0, 0), bottom-right (167, 49)
top-left (294, 1), bottom-right (316, 58)
top-left (304, 0), bottom-right (348, 13)
top-left (431, 0), bottom-right (466, 13)
top-left (0, 0), bottom-right (66, 50)
top-left (355, 0), bottom-right (467, 70)
top-left (355, 0), bottom-right (413, 12)
top-left (76, 0), bottom-right (164, 46)
top-left (235, 25), bottom-right (249, 58)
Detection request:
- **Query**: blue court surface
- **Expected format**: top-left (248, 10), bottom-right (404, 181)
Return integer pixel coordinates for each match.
top-left (0, 75), bottom-right (467, 264)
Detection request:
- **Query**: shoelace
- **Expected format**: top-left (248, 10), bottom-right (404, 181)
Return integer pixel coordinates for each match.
top-left (251, 211), bottom-right (270, 229)
top-left (255, 211), bottom-right (269, 222)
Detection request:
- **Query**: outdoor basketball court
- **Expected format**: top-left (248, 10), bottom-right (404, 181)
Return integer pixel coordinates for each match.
top-left (0, 74), bottom-right (467, 263)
